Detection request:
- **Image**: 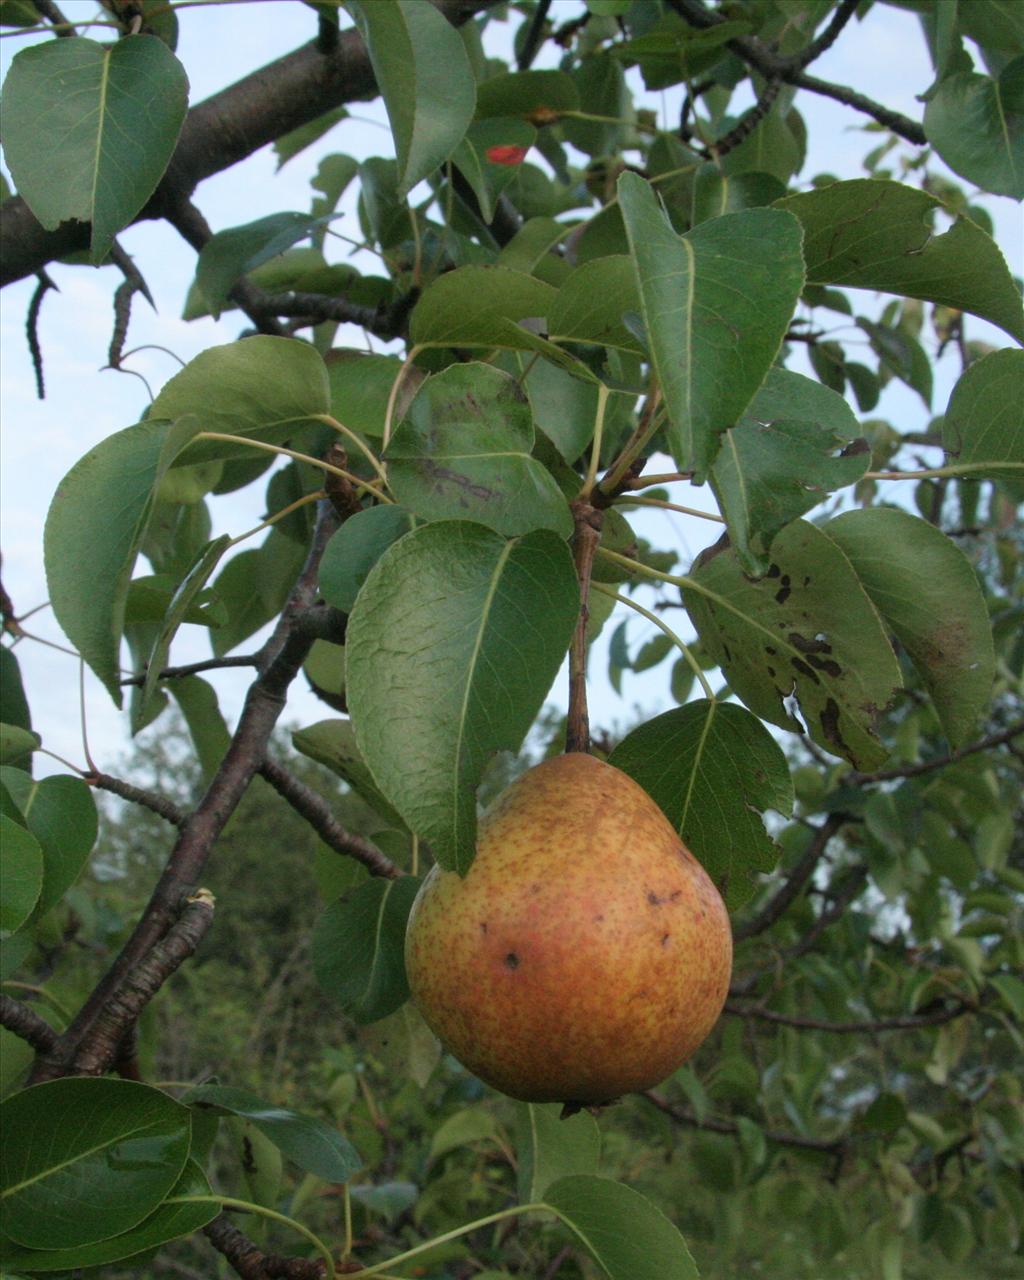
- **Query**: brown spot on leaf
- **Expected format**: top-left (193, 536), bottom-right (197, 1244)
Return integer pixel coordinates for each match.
top-left (820, 698), bottom-right (852, 759)
top-left (775, 575), bottom-right (791, 605)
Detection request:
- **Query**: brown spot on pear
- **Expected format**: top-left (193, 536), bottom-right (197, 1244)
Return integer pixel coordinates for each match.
top-left (404, 754), bottom-right (732, 1104)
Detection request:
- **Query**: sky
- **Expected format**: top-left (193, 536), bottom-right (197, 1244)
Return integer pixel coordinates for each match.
top-left (1, 0), bottom-right (1021, 776)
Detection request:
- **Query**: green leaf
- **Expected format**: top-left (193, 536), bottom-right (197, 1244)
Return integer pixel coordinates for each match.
top-left (167, 676), bottom-right (230, 783)
top-left (0, 1078), bottom-right (190, 1249)
top-left (0, 771), bottom-right (97, 919)
top-left (989, 973), bottom-right (1024, 1019)
top-left (542, 1175), bottom-right (699, 1280)
top-left (452, 118), bottom-right (536, 222)
top-left (134, 535), bottom-right (231, 734)
top-left (349, 1180), bottom-right (418, 1219)
top-left (195, 212), bottom-right (337, 318)
top-left (0, 649), bottom-right (32, 742)
top-left (776, 179), bottom-right (1024, 344)
top-left (346, 522), bottom-right (578, 872)
top-left (475, 69), bottom-right (579, 121)
top-left (320, 506), bottom-right (417, 613)
top-left (429, 1108), bottom-right (502, 1162)
top-left (312, 876), bottom-right (420, 1024)
top-left (292, 718), bottom-right (409, 831)
top-left (209, 529), bottom-right (305, 658)
top-left (347, 0), bottom-right (476, 195)
top-left (181, 1084), bottom-right (361, 1182)
top-left (44, 420), bottom-right (168, 704)
top-left (327, 351), bottom-right (417, 439)
top-left (608, 701), bottom-right (794, 908)
top-left (823, 509), bottom-right (995, 749)
top-left (0, 1160), bottom-right (217, 1271)
top-left (516, 1104), bottom-right (601, 1203)
top-left (0, 816), bottom-right (42, 935)
top-left (710, 419), bottom-right (869, 575)
top-left (520, 356), bottom-right (602, 465)
top-left (617, 172), bottom-right (804, 479)
top-left (386, 363), bottom-right (572, 537)
top-left (547, 256), bottom-right (645, 355)
top-left (0, 35), bottom-right (188, 260)
top-left (941, 347), bottom-right (1023, 482)
top-left (684, 520), bottom-right (903, 769)
top-left (0, 727), bottom-right (39, 769)
top-left (152, 336), bottom-right (330, 468)
top-left (358, 1003), bottom-right (441, 1088)
top-left (691, 166), bottom-right (787, 226)
top-left (561, 53), bottom-right (628, 157)
top-left (924, 58), bottom-right (1024, 199)
top-left (409, 265), bottom-right (556, 350)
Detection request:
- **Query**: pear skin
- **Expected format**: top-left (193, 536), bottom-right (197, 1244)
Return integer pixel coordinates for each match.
top-left (404, 753), bottom-right (732, 1104)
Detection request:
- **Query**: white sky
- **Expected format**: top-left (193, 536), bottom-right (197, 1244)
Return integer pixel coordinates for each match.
top-left (1, 0), bottom-right (1021, 774)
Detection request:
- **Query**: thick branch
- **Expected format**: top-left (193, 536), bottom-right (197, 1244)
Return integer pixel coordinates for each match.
top-left (203, 1215), bottom-right (326, 1280)
top-left (33, 504), bottom-right (340, 1082)
top-left (0, 1), bottom-right (494, 287)
top-left (68, 890), bottom-right (215, 1076)
top-left (725, 998), bottom-right (973, 1034)
top-left (732, 813), bottom-right (849, 942)
top-left (642, 1090), bottom-right (846, 1157)
top-left (0, 993), bottom-right (60, 1055)
top-left (259, 757), bottom-right (401, 880)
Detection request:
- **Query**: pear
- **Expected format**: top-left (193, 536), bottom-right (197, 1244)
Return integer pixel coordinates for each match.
top-left (404, 753), bottom-right (732, 1104)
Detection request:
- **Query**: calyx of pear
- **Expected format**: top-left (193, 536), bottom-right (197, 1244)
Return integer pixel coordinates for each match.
top-left (404, 753), bottom-right (732, 1105)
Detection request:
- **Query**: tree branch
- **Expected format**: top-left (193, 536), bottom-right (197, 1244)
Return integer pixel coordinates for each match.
top-left (641, 1090), bottom-right (846, 1157)
top-left (87, 772), bottom-right (187, 827)
top-left (203, 1214), bottom-right (326, 1280)
top-left (68, 890), bottom-right (216, 1076)
top-left (518, 0), bottom-right (552, 71)
top-left (120, 654), bottom-right (261, 687)
top-left (32, 503), bottom-right (340, 1082)
top-left (725, 997), bottom-right (974, 1034)
top-left (847, 720), bottom-right (1024, 785)
top-left (1, 0), bottom-right (495, 287)
top-left (732, 813), bottom-right (850, 942)
top-left (565, 500), bottom-right (603, 754)
top-left (259, 756), bottom-right (401, 880)
top-left (0, 993), bottom-right (60, 1056)
top-left (663, 0), bottom-right (926, 145)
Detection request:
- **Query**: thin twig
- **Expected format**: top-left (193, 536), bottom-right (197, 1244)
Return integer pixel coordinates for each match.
top-left (642, 1090), bottom-right (846, 1156)
top-left (846, 720), bottom-right (1024, 785)
top-left (203, 1214), bottom-right (327, 1280)
top-left (87, 772), bottom-right (187, 827)
top-left (259, 757), bottom-right (401, 880)
top-left (120, 654), bottom-right (261, 687)
top-left (26, 270), bottom-right (56, 400)
top-left (565, 500), bottom-right (603, 754)
top-left (0, 994), bottom-right (61, 1055)
top-left (711, 77), bottom-right (782, 159)
top-left (518, 0), bottom-right (552, 70)
top-left (725, 998), bottom-right (973, 1034)
top-left (732, 813), bottom-right (850, 942)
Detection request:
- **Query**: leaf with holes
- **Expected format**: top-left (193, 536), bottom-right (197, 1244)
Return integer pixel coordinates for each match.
top-left (823, 508), bottom-right (994, 749)
top-left (683, 520), bottom-right (902, 769)
top-left (608, 701), bottom-right (793, 907)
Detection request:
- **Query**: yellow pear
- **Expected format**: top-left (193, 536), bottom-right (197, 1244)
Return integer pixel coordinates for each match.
top-left (404, 753), bottom-right (732, 1104)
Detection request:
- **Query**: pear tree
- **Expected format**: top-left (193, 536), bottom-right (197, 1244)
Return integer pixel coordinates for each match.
top-left (0, 1), bottom-right (1022, 1278)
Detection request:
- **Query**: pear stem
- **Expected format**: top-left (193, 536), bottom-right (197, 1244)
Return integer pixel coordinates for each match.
top-left (566, 499), bottom-right (603, 754)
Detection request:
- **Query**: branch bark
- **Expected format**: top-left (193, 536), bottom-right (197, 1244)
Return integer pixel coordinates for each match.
top-left (725, 997), bottom-right (974, 1034)
top-left (0, 0), bottom-right (495, 287)
top-left (565, 500), bottom-right (603, 754)
top-left (0, 993), bottom-right (60, 1055)
top-left (642, 1090), bottom-right (846, 1157)
top-left (31, 503), bottom-right (340, 1082)
top-left (203, 1215), bottom-right (326, 1280)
